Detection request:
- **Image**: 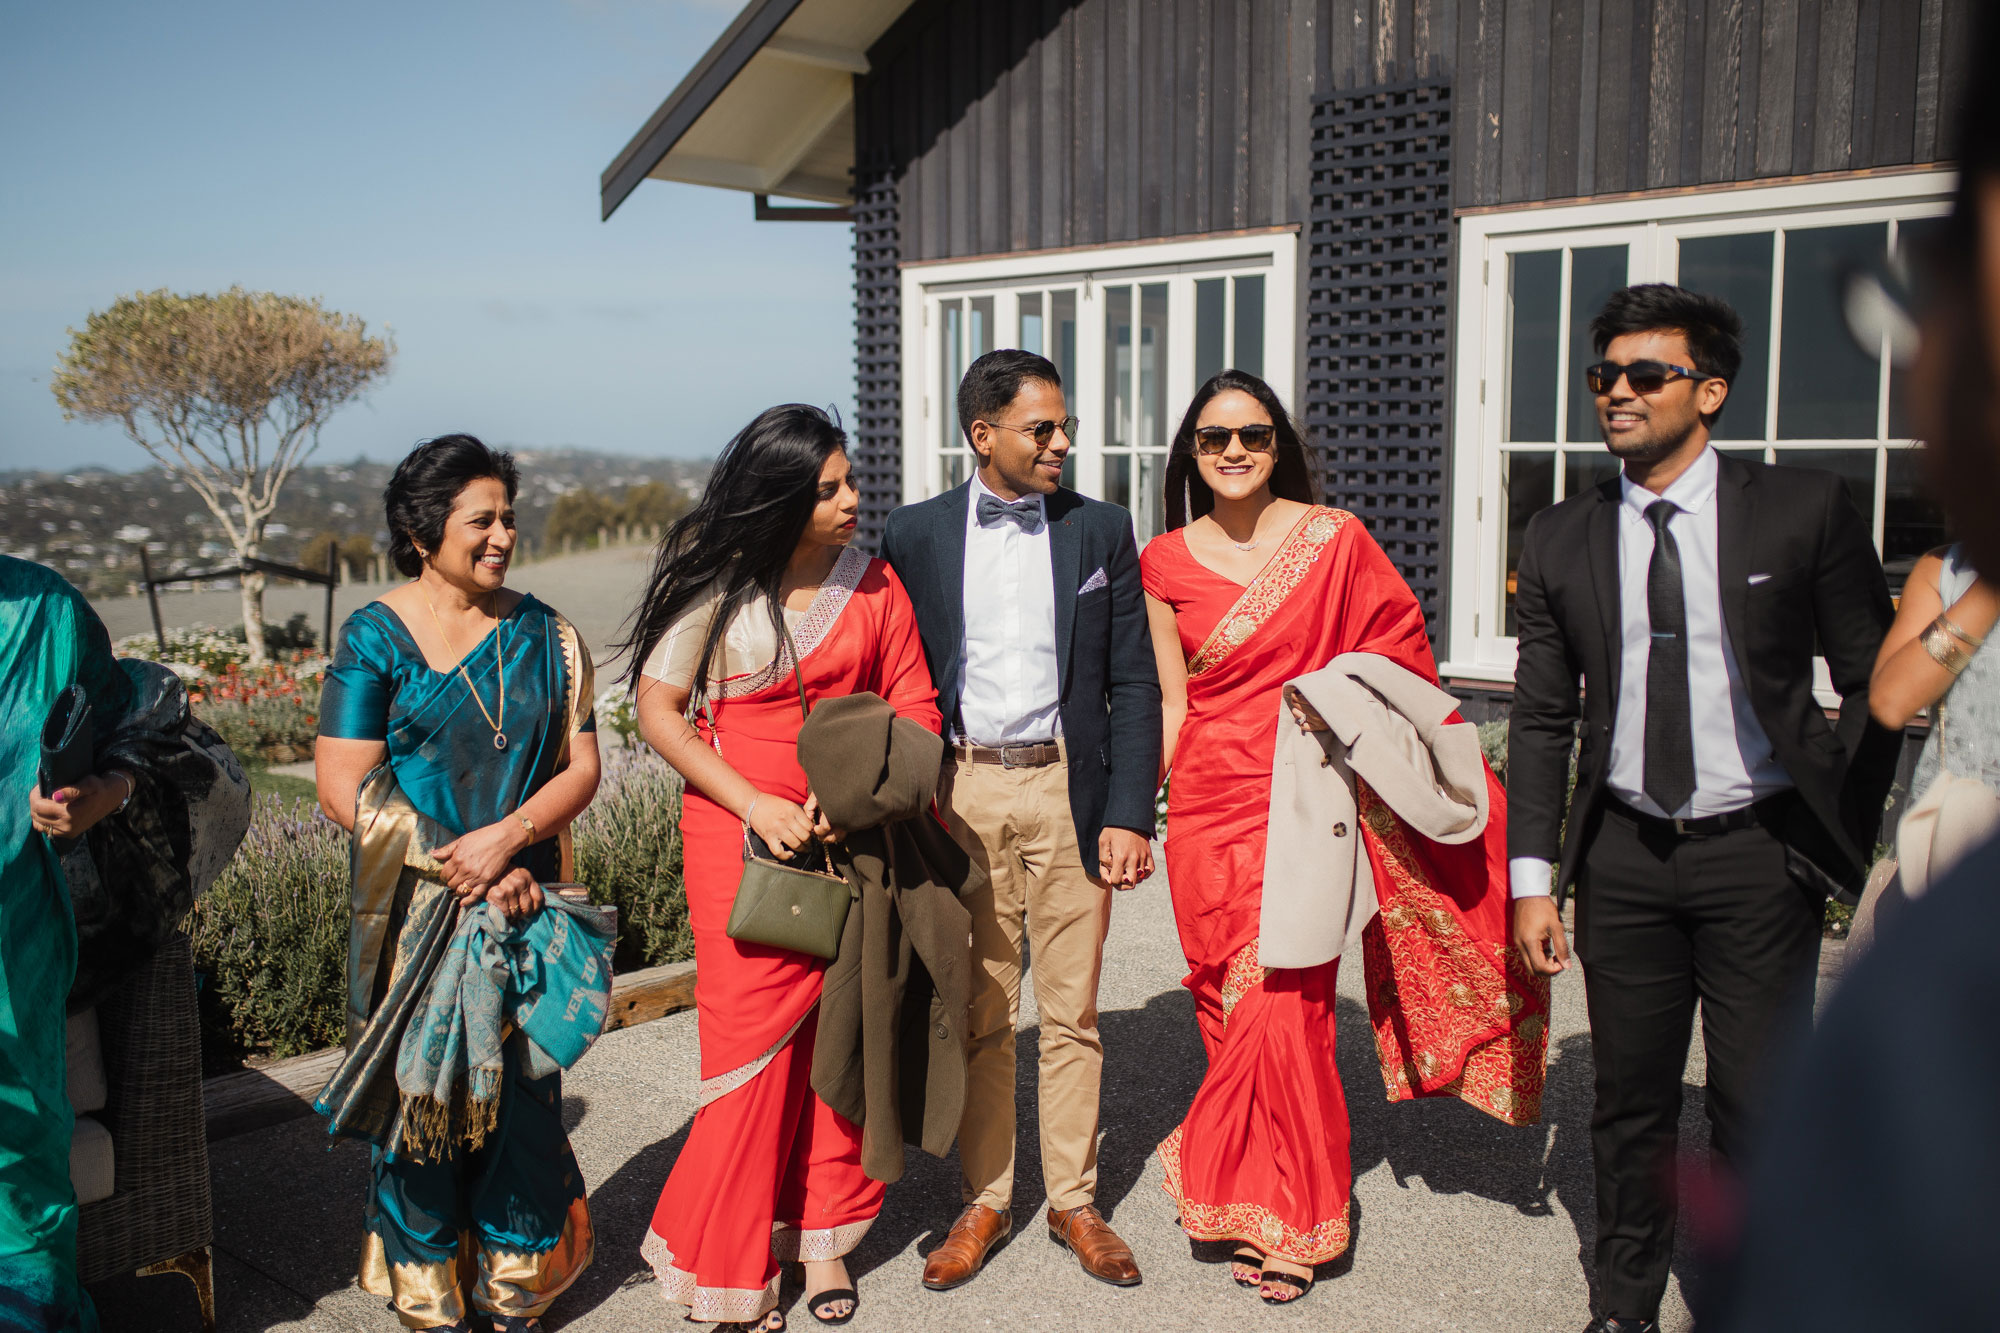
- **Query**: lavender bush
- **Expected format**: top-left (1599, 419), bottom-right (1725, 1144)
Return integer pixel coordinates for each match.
top-left (572, 745), bottom-right (692, 971)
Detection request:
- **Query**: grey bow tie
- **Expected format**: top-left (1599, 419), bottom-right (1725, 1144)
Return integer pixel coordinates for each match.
top-left (977, 493), bottom-right (1044, 533)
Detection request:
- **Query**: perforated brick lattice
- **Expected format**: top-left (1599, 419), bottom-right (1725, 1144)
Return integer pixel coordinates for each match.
top-left (852, 157), bottom-right (902, 552)
top-left (1305, 72), bottom-right (1453, 635)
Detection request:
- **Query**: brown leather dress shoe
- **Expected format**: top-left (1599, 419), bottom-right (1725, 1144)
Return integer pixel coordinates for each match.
top-left (921, 1204), bottom-right (1012, 1291)
top-left (1046, 1204), bottom-right (1142, 1286)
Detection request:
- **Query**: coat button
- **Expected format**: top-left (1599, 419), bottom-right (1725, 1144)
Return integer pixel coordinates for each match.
top-left (1332, 822), bottom-right (1347, 837)
top-left (790, 904), bottom-right (802, 915)
top-left (935, 1024), bottom-right (950, 1041)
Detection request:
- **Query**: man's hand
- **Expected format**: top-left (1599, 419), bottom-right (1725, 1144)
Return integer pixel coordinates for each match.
top-left (1097, 827), bottom-right (1154, 889)
top-left (1512, 895), bottom-right (1570, 976)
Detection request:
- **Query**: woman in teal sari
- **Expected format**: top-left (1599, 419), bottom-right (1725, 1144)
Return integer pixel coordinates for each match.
top-left (2, 556), bottom-right (135, 1333)
top-left (316, 435), bottom-right (601, 1333)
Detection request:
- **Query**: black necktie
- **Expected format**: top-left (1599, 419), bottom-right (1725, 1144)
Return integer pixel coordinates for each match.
top-left (1642, 500), bottom-right (1696, 815)
top-left (976, 492), bottom-right (1044, 533)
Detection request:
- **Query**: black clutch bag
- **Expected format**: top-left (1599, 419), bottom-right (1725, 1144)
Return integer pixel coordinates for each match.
top-left (39, 684), bottom-right (94, 853)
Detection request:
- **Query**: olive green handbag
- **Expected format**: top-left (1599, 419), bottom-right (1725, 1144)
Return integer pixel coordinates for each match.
top-left (721, 622), bottom-right (855, 960)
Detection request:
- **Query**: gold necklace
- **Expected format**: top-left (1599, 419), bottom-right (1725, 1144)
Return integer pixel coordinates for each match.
top-left (423, 587), bottom-right (508, 750)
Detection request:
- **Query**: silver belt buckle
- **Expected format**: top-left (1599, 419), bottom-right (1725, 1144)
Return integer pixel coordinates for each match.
top-left (1672, 817), bottom-right (1690, 835)
top-left (999, 742), bottom-right (1033, 769)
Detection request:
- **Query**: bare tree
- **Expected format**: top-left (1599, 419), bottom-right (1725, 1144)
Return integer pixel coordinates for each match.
top-left (51, 287), bottom-right (393, 662)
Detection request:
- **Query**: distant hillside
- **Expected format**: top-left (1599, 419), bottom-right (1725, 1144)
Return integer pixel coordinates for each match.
top-left (0, 449), bottom-right (708, 598)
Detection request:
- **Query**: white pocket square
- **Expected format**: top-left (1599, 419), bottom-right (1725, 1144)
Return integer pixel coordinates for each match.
top-left (1748, 573), bottom-right (1772, 585)
top-left (1077, 567), bottom-right (1108, 595)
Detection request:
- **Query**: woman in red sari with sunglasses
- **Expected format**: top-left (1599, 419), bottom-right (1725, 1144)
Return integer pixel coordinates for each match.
top-left (1141, 371), bottom-right (1549, 1304)
top-left (624, 405), bottom-right (940, 1331)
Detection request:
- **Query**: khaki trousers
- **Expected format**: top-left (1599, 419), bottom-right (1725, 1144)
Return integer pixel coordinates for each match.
top-left (940, 751), bottom-right (1111, 1214)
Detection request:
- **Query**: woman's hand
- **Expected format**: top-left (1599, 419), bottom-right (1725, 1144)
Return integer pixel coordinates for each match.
top-left (29, 770), bottom-right (132, 841)
top-left (747, 793), bottom-right (815, 861)
top-left (1287, 692), bottom-right (1331, 733)
top-left (802, 792), bottom-right (845, 844)
top-left (482, 867), bottom-right (545, 921)
top-left (433, 819), bottom-right (530, 892)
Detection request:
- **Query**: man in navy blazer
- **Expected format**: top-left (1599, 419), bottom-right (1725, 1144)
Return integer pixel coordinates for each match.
top-left (882, 349), bottom-right (1161, 1293)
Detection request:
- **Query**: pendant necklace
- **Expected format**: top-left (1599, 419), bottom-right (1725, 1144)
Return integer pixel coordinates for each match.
top-left (1230, 535), bottom-right (1261, 552)
top-left (424, 588), bottom-right (508, 750)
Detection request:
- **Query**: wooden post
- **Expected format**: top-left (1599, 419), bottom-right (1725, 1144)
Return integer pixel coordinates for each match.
top-left (138, 546), bottom-right (167, 656)
top-left (323, 544), bottom-right (338, 655)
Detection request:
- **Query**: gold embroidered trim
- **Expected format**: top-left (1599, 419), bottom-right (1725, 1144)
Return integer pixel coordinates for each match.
top-left (1357, 783), bottom-right (1548, 1127)
top-left (697, 1004), bottom-right (816, 1109)
top-left (1219, 939), bottom-right (1263, 1024)
top-left (713, 545), bottom-right (870, 701)
top-left (771, 1219), bottom-right (873, 1263)
top-left (641, 1226), bottom-right (779, 1323)
top-left (1158, 1124), bottom-right (1353, 1264)
top-left (1186, 508), bottom-right (1352, 677)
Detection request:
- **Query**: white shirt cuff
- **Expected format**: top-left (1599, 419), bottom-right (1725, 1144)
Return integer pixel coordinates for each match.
top-left (1508, 856), bottom-right (1555, 900)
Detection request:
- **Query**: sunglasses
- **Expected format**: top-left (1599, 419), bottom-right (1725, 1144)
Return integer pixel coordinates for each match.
top-left (1583, 360), bottom-right (1719, 396)
top-left (984, 416), bottom-right (1080, 447)
top-left (1192, 424), bottom-right (1278, 455)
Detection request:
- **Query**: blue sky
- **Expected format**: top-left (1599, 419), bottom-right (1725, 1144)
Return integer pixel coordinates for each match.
top-left (0, 0), bottom-right (858, 470)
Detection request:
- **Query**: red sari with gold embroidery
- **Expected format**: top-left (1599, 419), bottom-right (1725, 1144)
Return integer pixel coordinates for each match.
top-left (1141, 506), bottom-right (1548, 1265)
top-left (642, 549), bottom-right (941, 1324)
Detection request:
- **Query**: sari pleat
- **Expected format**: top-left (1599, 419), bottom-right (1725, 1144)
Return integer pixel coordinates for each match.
top-left (1142, 509), bottom-right (1548, 1266)
top-left (643, 551), bottom-right (939, 1324)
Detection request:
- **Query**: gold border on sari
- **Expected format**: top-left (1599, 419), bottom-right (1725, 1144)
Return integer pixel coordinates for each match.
top-left (360, 1196), bottom-right (594, 1327)
top-left (711, 545), bottom-right (870, 701)
top-left (696, 1005), bottom-right (816, 1109)
top-left (641, 1227), bottom-right (782, 1324)
top-left (1185, 507), bottom-right (1352, 678)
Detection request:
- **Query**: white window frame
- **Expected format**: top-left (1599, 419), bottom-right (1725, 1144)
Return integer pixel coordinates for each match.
top-left (1444, 170), bottom-right (1957, 683)
top-left (899, 231), bottom-right (1300, 531)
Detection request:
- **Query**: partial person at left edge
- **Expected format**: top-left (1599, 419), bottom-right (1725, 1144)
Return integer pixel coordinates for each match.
top-left (4, 554), bottom-right (253, 1333)
top-left (313, 435), bottom-right (602, 1333)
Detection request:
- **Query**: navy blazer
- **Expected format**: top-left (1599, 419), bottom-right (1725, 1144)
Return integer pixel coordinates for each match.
top-left (881, 482), bottom-right (1163, 856)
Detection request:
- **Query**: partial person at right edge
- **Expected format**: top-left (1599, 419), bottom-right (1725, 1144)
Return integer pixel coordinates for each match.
top-left (1506, 285), bottom-right (1899, 1333)
top-left (882, 349), bottom-right (1162, 1295)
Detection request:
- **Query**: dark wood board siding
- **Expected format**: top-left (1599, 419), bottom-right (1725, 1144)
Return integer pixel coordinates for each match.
top-left (1439, 0), bottom-right (1963, 207)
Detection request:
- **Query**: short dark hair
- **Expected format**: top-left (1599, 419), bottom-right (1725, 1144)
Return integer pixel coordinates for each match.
top-left (1590, 283), bottom-right (1746, 385)
top-left (957, 348), bottom-right (1062, 445)
top-left (384, 434), bottom-right (520, 577)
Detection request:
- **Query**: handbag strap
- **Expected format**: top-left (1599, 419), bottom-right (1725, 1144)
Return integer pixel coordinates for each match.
top-left (779, 616), bottom-right (810, 722)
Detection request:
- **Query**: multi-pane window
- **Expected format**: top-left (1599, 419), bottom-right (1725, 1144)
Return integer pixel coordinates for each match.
top-left (1454, 173), bottom-right (1955, 674)
top-left (903, 234), bottom-right (1297, 542)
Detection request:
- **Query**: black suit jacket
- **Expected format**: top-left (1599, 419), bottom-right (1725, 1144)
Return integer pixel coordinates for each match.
top-left (881, 483), bottom-right (1163, 856)
top-left (1507, 452), bottom-right (1899, 906)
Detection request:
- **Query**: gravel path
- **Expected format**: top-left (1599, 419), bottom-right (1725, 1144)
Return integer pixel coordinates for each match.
top-left (84, 847), bottom-right (1818, 1333)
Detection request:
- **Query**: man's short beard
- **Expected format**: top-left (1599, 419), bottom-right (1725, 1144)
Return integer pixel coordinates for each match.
top-left (1603, 413), bottom-right (1701, 465)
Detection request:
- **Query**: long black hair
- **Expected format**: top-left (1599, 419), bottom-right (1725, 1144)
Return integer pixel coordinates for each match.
top-left (1162, 370), bottom-right (1319, 530)
top-left (616, 404), bottom-right (847, 696)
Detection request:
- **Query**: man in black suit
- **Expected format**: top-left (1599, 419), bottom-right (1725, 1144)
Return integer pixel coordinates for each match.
top-left (1506, 285), bottom-right (1897, 1333)
top-left (881, 349), bottom-right (1162, 1292)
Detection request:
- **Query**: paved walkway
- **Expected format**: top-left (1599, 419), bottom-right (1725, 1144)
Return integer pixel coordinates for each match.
top-left (84, 849), bottom-right (1829, 1333)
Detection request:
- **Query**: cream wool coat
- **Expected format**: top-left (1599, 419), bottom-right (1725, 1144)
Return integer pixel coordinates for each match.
top-left (1259, 653), bottom-right (1490, 969)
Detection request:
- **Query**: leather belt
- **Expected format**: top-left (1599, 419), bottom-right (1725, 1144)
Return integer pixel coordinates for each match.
top-left (954, 739), bottom-right (1063, 768)
top-left (1605, 792), bottom-right (1790, 838)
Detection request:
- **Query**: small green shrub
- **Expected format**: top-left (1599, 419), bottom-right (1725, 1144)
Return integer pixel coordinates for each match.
top-left (573, 748), bottom-right (692, 972)
top-left (187, 794), bottom-right (350, 1071)
top-left (1476, 719), bottom-right (1509, 784)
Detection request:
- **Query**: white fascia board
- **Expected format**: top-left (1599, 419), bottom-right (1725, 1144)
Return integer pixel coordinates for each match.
top-left (1458, 169), bottom-right (1959, 244)
top-left (900, 230), bottom-right (1300, 287)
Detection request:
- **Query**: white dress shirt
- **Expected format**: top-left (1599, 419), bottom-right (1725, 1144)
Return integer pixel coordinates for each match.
top-left (1509, 446), bottom-right (1792, 898)
top-left (957, 473), bottom-right (1063, 745)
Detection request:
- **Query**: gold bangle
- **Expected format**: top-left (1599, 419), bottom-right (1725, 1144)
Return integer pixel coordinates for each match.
top-left (1922, 622), bottom-right (1973, 674)
top-left (516, 812), bottom-right (537, 842)
top-left (1936, 612), bottom-right (1987, 649)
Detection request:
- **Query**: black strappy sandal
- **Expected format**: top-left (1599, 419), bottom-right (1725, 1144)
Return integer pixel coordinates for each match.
top-left (1231, 1247), bottom-right (1263, 1288)
top-left (490, 1319), bottom-right (542, 1333)
top-left (807, 1287), bottom-right (859, 1325)
top-left (1259, 1268), bottom-right (1314, 1304)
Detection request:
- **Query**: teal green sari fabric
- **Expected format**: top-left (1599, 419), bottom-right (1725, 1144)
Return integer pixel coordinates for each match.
top-left (0, 557), bottom-right (125, 1333)
top-left (319, 593), bottom-right (598, 1325)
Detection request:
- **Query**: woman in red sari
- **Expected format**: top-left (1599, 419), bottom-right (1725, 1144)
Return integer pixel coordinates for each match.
top-left (1142, 371), bottom-right (1548, 1304)
top-left (626, 406), bottom-right (940, 1331)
